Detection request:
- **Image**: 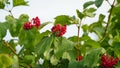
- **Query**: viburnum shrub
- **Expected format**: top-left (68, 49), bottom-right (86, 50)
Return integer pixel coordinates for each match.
top-left (0, 0), bottom-right (120, 68)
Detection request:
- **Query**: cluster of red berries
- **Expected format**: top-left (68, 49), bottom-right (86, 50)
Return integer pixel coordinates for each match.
top-left (51, 24), bottom-right (67, 37)
top-left (101, 54), bottom-right (119, 68)
top-left (23, 16), bottom-right (40, 30)
top-left (76, 55), bottom-right (83, 61)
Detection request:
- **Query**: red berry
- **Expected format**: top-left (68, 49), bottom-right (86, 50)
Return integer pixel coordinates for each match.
top-left (23, 16), bottom-right (41, 30)
top-left (101, 54), bottom-right (119, 68)
top-left (23, 22), bottom-right (33, 30)
top-left (76, 55), bottom-right (82, 61)
top-left (51, 24), bottom-right (67, 37)
top-left (32, 16), bottom-right (40, 28)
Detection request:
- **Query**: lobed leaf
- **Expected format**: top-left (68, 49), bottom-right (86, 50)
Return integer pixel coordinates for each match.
top-left (54, 15), bottom-right (73, 25)
top-left (13, 0), bottom-right (28, 7)
top-left (83, 1), bottom-right (94, 9)
top-left (95, 0), bottom-right (103, 8)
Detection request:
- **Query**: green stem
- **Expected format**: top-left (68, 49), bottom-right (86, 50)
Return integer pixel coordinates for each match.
top-left (77, 19), bottom-right (82, 55)
top-left (100, 0), bottom-right (115, 43)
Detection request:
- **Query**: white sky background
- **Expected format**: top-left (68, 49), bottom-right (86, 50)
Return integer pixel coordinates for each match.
top-left (0, 0), bottom-right (111, 39)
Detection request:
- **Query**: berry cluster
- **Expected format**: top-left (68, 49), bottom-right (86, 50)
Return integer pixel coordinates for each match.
top-left (51, 24), bottom-right (67, 37)
top-left (23, 16), bottom-right (40, 30)
top-left (23, 22), bottom-right (33, 30)
top-left (101, 54), bottom-right (119, 68)
top-left (32, 16), bottom-right (40, 28)
top-left (76, 55), bottom-right (83, 61)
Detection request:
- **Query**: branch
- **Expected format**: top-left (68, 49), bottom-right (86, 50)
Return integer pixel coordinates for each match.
top-left (77, 19), bottom-right (82, 47)
top-left (4, 42), bottom-right (23, 60)
top-left (100, 0), bottom-right (115, 43)
top-left (76, 19), bottom-right (82, 55)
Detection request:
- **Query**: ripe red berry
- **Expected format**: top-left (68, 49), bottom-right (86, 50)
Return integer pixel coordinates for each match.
top-left (32, 16), bottom-right (40, 28)
top-left (51, 24), bottom-right (67, 37)
top-left (23, 16), bottom-right (41, 30)
top-left (23, 22), bottom-right (33, 30)
top-left (101, 54), bottom-right (119, 68)
top-left (76, 55), bottom-right (83, 61)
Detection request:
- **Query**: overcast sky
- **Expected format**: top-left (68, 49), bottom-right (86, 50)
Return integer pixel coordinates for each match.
top-left (0, 0), bottom-right (111, 39)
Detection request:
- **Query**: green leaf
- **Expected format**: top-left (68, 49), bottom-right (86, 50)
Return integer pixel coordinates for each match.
top-left (89, 21), bottom-right (105, 39)
top-left (13, 0), bottom-right (28, 7)
top-left (0, 1), bottom-right (5, 9)
top-left (82, 24), bottom-right (89, 36)
top-left (50, 55), bottom-right (59, 65)
top-left (68, 61), bottom-right (79, 68)
top-left (117, 0), bottom-right (120, 3)
top-left (0, 54), bottom-right (13, 68)
top-left (18, 28), bottom-right (40, 50)
top-left (44, 48), bottom-right (53, 60)
top-left (5, 15), bottom-right (21, 37)
top-left (58, 59), bottom-right (69, 68)
top-left (68, 48), bottom-right (78, 61)
top-left (112, 4), bottom-right (120, 15)
top-left (0, 23), bottom-right (7, 39)
top-left (78, 48), bottom-right (103, 68)
top-left (83, 1), bottom-right (95, 9)
top-left (81, 35), bottom-right (90, 41)
top-left (93, 27), bottom-right (104, 39)
top-left (23, 55), bottom-right (35, 65)
top-left (99, 14), bottom-right (105, 22)
top-left (12, 56), bottom-right (19, 68)
top-left (68, 36), bottom-right (78, 43)
top-left (39, 21), bottom-right (52, 29)
top-left (84, 39), bottom-right (100, 48)
top-left (54, 15), bottom-right (73, 25)
top-left (19, 14), bottom-right (29, 22)
top-left (54, 37), bottom-right (74, 58)
top-left (0, 41), bottom-right (11, 54)
top-left (76, 9), bottom-right (84, 19)
top-left (95, 0), bottom-right (103, 8)
top-left (8, 40), bottom-right (17, 51)
top-left (35, 35), bottom-right (54, 57)
top-left (112, 42), bottom-right (120, 58)
top-left (83, 8), bottom-right (96, 17)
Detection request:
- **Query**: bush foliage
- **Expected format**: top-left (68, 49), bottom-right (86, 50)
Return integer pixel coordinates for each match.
top-left (0, 0), bottom-right (120, 68)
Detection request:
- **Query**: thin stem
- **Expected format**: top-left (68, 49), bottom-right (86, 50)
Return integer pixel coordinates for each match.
top-left (6, 4), bottom-right (14, 18)
top-left (100, 0), bottom-right (115, 43)
top-left (106, 0), bottom-right (112, 6)
top-left (4, 42), bottom-right (17, 55)
top-left (77, 19), bottom-right (82, 55)
top-left (9, 10), bottom-right (14, 18)
top-left (77, 19), bottom-right (82, 47)
top-left (4, 42), bottom-right (23, 60)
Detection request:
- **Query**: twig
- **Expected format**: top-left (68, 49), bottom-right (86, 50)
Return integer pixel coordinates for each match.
top-left (77, 19), bottom-right (82, 55)
top-left (8, 10), bottom-right (14, 18)
top-left (3, 42), bottom-right (23, 60)
top-left (99, 0), bottom-right (115, 43)
top-left (4, 42), bottom-right (17, 55)
top-left (6, 4), bottom-right (14, 18)
top-left (77, 19), bottom-right (82, 47)
top-left (106, 0), bottom-right (112, 6)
